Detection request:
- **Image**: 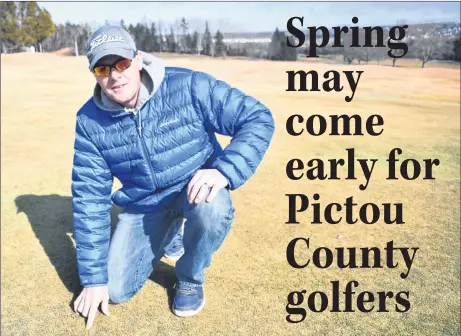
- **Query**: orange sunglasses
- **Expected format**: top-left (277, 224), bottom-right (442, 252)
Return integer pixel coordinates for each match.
top-left (92, 58), bottom-right (133, 77)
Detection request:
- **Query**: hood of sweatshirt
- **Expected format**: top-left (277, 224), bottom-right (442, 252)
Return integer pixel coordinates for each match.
top-left (92, 51), bottom-right (165, 113)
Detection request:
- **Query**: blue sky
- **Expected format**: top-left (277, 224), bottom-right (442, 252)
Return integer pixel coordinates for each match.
top-left (38, 2), bottom-right (461, 33)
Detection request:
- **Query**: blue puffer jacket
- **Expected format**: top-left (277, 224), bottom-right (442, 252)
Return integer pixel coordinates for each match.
top-left (72, 52), bottom-right (275, 287)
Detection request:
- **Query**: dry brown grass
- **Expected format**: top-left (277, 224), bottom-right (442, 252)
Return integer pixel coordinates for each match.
top-left (1, 53), bottom-right (460, 335)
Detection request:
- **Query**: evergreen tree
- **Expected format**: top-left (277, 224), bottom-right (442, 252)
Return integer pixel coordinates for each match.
top-left (134, 23), bottom-right (143, 50)
top-left (128, 24), bottom-right (134, 33)
top-left (141, 23), bottom-right (152, 52)
top-left (77, 23), bottom-right (92, 55)
top-left (36, 8), bottom-right (55, 52)
top-left (127, 24), bottom-right (135, 40)
top-left (214, 30), bottom-right (225, 57)
top-left (167, 27), bottom-right (177, 53)
top-left (150, 23), bottom-right (159, 52)
top-left (157, 22), bottom-right (165, 52)
top-left (22, 2), bottom-right (40, 47)
top-left (17, 1), bottom-right (28, 40)
top-left (131, 23), bottom-right (149, 51)
top-left (0, 2), bottom-right (21, 52)
top-left (42, 22), bottom-right (91, 55)
top-left (185, 33), bottom-right (193, 54)
top-left (21, 2), bottom-right (55, 52)
top-left (190, 31), bottom-right (199, 54)
top-left (269, 28), bottom-right (297, 61)
top-left (158, 30), bottom-right (165, 53)
top-left (179, 17), bottom-right (189, 53)
top-left (284, 35), bottom-right (298, 61)
top-left (129, 24), bottom-right (139, 47)
top-left (202, 21), bottom-right (212, 56)
top-left (269, 28), bottom-right (282, 60)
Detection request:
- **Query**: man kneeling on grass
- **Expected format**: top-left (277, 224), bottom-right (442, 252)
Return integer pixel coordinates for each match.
top-left (71, 25), bottom-right (275, 330)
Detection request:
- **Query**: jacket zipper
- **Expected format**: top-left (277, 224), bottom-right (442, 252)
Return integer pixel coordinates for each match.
top-left (132, 109), bottom-right (156, 185)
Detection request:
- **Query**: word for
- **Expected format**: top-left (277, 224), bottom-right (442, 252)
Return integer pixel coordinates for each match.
top-left (286, 280), bottom-right (410, 323)
top-left (286, 238), bottom-right (418, 279)
top-left (286, 16), bottom-right (409, 58)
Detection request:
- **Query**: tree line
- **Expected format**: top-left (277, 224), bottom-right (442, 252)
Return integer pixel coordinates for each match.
top-left (120, 18), bottom-right (226, 57)
top-left (1, 1), bottom-right (460, 66)
top-left (0, 1), bottom-right (299, 61)
top-left (1, 1), bottom-right (55, 53)
top-left (302, 25), bottom-right (461, 67)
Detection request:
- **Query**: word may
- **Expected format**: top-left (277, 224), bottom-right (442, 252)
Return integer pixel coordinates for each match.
top-left (286, 16), bottom-right (409, 58)
top-left (286, 70), bottom-right (363, 102)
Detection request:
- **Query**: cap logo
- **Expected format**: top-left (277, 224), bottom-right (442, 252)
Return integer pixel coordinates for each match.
top-left (88, 34), bottom-right (125, 54)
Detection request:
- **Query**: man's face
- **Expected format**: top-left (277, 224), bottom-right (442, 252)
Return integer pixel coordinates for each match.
top-left (93, 52), bottom-right (143, 108)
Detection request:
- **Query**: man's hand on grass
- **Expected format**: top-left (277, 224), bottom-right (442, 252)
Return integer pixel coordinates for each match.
top-left (73, 285), bottom-right (110, 330)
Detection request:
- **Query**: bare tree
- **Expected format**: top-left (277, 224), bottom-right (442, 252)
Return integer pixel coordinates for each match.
top-left (386, 28), bottom-right (413, 67)
top-left (371, 45), bottom-right (388, 65)
top-left (342, 34), bottom-right (362, 64)
top-left (390, 47), bottom-right (405, 67)
top-left (413, 28), bottom-right (454, 68)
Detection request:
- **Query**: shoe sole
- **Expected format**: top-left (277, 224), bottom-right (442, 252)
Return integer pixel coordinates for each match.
top-left (173, 297), bottom-right (206, 317)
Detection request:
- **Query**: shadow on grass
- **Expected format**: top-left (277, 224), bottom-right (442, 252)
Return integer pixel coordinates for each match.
top-left (14, 194), bottom-right (176, 304)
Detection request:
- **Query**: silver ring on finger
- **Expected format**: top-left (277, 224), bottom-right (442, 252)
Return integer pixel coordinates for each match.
top-left (196, 185), bottom-right (208, 200)
top-left (196, 186), bottom-right (205, 198)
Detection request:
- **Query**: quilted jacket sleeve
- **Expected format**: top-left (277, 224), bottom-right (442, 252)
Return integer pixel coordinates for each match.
top-left (191, 71), bottom-right (275, 190)
top-left (71, 118), bottom-right (113, 287)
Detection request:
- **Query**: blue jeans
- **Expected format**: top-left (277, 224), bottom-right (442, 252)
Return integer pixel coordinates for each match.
top-left (107, 186), bottom-right (235, 304)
